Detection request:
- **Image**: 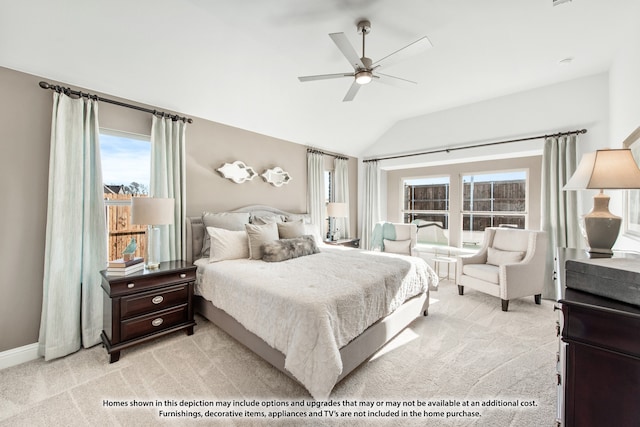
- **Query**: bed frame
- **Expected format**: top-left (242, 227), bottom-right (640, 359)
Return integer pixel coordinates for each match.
top-left (186, 205), bottom-right (429, 388)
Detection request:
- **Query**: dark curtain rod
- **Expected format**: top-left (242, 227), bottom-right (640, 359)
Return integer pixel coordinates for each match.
top-left (38, 81), bottom-right (193, 124)
top-left (307, 147), bottom-right (348, 160)
top-left (362, 128), bottom-right (587, 163)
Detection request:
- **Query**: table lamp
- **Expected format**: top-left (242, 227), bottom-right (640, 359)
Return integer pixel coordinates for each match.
top-left (563, 149), bottom-right (640, 254)
top-left (131, 197), bottom-right (174, 269)
top-left (326, 202), bottom-right (348, 241)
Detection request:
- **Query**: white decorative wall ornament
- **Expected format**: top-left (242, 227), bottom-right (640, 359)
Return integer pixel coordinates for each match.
top-left (216, 161), bottom-right (257, 184)
top-left (261, 167), bottom-right (292, 187)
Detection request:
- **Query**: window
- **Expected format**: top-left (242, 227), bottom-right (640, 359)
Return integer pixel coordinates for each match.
top-left (461, 170), bottom-right (527, 248)
top-left (100, 130), bottom-right (151, 261)
top-left (403, 177), bottom-right (450, 245)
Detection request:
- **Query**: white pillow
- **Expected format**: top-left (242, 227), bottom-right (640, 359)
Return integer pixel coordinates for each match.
top-left (486, 247), bottom-right (525, 266)
top-left (245, 223), bottom-right (279, 260)
top-left (201, 211), bottom-right (250, 258)
top-left (206, 226), bottom-right (249, 262)
top-left (383, 239), bottom-right (412, 255)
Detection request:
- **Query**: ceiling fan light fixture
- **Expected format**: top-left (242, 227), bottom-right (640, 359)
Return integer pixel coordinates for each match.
top-left (355, 70), bottom-right (373, 85)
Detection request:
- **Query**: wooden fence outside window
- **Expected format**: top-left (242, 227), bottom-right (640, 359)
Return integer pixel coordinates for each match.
top-left (104, 193), bottom-right (147, 262)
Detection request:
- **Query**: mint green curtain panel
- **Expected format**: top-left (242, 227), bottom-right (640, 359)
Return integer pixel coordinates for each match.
top-left (307, 151), bottom-right (325, 239)
top-left (38, 93), bottom-right (107, 360)
top-left (362, 160), bottom-right (380, 250)
top-left (541, 134), bottom-right (580, 299)
top-left (333, 157), bottom-right (350, 238)
top-left (150, 116), bottom-right (187, 262)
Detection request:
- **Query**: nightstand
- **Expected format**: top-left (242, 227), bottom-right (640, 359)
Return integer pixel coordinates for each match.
top-left (324, 238), bottom-right (360, 248)
top-left (100, 260), bottom-right (197, 363)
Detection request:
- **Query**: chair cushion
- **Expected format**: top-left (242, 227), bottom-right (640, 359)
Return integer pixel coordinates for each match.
top-left (463, 263), bottom-right (499, 284)
top-left (392, 224), bottom-right (414, 241)
top-left (383, 238), bottom-right (412, 255)
top-left (486, 247), bottom-right (525, 266)
top-left (492, 229), bottom-right (529, 252)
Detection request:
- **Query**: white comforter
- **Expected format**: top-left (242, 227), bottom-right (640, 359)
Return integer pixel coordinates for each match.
top-left (195, 246), bottom-right (437, 399)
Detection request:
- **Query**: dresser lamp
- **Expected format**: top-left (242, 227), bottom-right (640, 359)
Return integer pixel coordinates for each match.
top-left (131, 197), bottom-right (174, 269)
top-left (563, 149), bottom-right (640, 254)
top-left (326, 202), bottom-right (348, 241)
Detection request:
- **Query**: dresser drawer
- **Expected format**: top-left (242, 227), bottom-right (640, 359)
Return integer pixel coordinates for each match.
top-left (563, 304), bottom-right (640, 357)
top-left (120, 284), bottom-right (188, 319)
top-left (120, 304), bottom-right (188, 342)
top-left (107, 269), bottom-right (196, 296)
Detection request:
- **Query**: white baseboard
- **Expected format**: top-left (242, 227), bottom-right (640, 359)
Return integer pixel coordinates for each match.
top-left (0, 343), bottom-right (39, 370)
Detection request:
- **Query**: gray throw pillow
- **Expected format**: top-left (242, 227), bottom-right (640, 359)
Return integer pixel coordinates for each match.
top-left (201, 211), bottom-right (250, 258)
top-left (262, 235), bottom-right (320, 262)
top-left (277, 220), bottom-right (305, 239)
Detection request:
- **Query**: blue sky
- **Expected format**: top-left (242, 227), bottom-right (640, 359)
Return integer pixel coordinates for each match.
top-left (100, 133), bottom-right (150, 187)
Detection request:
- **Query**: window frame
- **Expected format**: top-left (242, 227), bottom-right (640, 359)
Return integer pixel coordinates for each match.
top-left (100, 128), bottom-right (152, 261)
top-left (459, 168), bottom-right (529, 247)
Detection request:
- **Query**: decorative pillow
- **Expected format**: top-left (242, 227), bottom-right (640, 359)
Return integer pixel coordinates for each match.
top-left (304, 223), bottom-right (324, 246)
top-left (251, 214), bottom-right (286, 225)
top-left (245, 222), bottom-right (279, 260)
top-left (262, 235), bottom-right (320, 262)
top-left (206, 227), bottom-right (249, 262)
top-left (201, 211), bottom-right (250, 258)
top-left (486, 247), bottom-right (525, 266)
top-left (277, 220), bottom-right (305, 239)
top-left (383, 239), bottom-right (412, 255)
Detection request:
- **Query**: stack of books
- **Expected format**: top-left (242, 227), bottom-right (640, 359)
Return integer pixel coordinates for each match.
top-left (107, 257), bottom-right (144, 276)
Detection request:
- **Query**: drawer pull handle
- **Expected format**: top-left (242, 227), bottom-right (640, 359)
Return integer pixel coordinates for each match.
top-left (152, 318), bottom-right (164, 327)
top-left (152, 296), bottom-right (164, 304)
top-left (127, 283), bottom-right (135, 289)
top-left (179, 273), bottom-right (186, 279)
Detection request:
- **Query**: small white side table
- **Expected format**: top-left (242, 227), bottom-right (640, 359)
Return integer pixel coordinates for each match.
top-left (433, 256), bottom-right (457, 281)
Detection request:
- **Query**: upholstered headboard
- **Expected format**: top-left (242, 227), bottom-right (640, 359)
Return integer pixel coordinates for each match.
top-left (186, 205), bottom-right (310, 263)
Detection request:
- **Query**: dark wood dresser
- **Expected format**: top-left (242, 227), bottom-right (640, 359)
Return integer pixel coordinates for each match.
top-left (100, 260), bottom-right (197, 362)
top-left (556, 249), bottom-right (640, 426)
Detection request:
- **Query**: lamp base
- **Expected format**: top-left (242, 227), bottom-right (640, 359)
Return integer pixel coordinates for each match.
top-left (584, 192), bottom-right (621, 255)
top-left (145, 225), bottom-right (161, 269)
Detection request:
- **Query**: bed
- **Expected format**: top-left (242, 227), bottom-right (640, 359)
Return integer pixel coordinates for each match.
top-left (186, 205), bottom-right (438, 399)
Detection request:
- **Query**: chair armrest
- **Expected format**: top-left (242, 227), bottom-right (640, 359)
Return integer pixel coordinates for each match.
top-left (500, 260), bottom-right (546, 299)
top-left (456, 249), bottom-right (488, 283)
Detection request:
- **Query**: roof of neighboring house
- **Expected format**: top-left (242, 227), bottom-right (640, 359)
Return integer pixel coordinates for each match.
top-left (104, 184), bottom-right (124, 194)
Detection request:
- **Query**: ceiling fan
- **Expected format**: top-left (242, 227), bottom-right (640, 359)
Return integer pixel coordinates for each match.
top-left (298, 20), bottom-right (432, 102)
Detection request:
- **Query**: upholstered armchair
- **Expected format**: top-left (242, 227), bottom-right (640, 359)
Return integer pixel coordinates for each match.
top-left (372, 222), bottom-right (418, 256)
top-left (456, 227), bottom-right (547, 311)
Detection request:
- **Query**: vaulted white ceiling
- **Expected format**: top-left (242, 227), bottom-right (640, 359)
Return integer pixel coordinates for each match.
top-left (0, 0), bottom-right (636, 157)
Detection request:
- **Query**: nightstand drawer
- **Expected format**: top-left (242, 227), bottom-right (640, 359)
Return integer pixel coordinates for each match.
top-left (108, 270), bottom-right (196, 296)
top-left (120, 284), bottom-right (189, 319)
top-left (121, 304), bottom-right (188, 342)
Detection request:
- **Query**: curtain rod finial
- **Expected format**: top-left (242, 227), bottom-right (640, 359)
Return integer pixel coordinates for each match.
top-left (39, 81), bottom-right (50, 89)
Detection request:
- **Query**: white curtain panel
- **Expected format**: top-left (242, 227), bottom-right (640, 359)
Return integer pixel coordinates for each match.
top-left (150, 116), bottom-right (187, 262)
top-left (38, 93), bottom-right (107, 360)
top-left (541, 134), bottom-right (580, 299)
top-left (362, 160), bottom-right (381, 250)
top-left (333, 157), bottom-right (350, 238)
top-left (307, 151), bottom-right (325, 239)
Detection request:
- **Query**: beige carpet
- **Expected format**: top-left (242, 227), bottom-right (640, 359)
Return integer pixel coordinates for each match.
top-left (0, 281), bottom-right (559, 426)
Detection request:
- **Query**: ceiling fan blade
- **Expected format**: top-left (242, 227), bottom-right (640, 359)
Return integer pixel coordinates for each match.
top-left (298, 73), bottom-right (354, 82)
top-left (342, 80), bottom-right (361, 102)
top-left (329, 32), bottom-right (365, 70)
top-left (375, 72), bottom-right (418, 87)
top-left (372, 36), bottom-right (433, 68)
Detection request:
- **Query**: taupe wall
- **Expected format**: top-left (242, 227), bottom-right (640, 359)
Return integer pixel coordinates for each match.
top-left (0, 66), bottom-right (357, 352)
top-left (385, 156), bottom-right (542, 248)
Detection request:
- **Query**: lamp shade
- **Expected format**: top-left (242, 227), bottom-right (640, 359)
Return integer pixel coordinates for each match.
top-left (327, 202), bottom-right (348, 218)
top-left (131, 197), bottom-right (174, 225)
top-left (563, 149), bottom-right (640, 190)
